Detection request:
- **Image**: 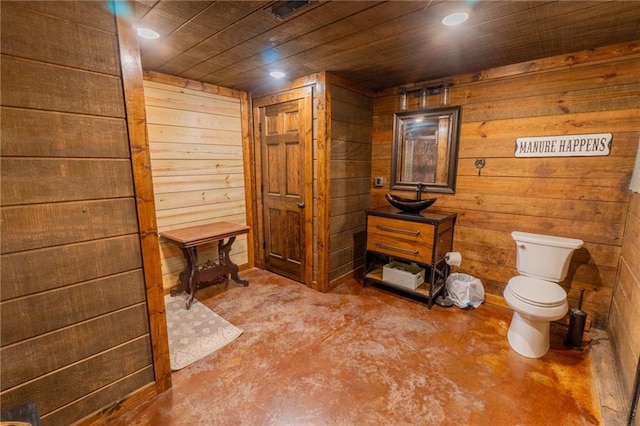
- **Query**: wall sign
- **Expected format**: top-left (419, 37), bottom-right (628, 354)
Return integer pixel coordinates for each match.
top-left (514, 133), bottom-right (612, 158)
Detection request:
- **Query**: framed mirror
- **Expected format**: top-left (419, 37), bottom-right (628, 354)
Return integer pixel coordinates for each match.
top-left (390, 105), bottom-right (461, 194)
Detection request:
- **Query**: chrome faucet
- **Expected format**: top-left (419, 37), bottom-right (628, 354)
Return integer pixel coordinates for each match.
top-left (416, 182), bottom-right (425, 200)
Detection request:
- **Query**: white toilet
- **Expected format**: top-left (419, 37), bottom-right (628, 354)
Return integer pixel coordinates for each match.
top-left (503, 231), bottom-right (583, 358)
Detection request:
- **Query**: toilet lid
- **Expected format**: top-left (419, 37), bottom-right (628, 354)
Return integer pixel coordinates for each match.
top-left (508, 276), bottom-right (567, 307)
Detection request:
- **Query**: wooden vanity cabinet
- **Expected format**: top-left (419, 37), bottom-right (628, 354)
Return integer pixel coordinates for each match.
top-left (364, 206), bottom-right (457, 308)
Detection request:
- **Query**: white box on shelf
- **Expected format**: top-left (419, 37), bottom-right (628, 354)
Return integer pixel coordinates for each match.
top-left (382, 261), bottom-right (425, 290)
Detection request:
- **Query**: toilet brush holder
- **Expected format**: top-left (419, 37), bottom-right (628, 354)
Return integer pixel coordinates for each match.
top-left (565, 288), bottom-right (587, 350)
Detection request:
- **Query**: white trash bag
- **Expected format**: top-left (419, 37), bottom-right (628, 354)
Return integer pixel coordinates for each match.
top-left (446, 273), bottom-right (485, 309)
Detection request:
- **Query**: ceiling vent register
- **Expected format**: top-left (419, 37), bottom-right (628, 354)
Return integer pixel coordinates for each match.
top-left (264, 1), bottom-right (311, 20)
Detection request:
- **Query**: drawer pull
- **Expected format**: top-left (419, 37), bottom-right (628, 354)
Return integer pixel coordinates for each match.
top-left (375, 242), bottom-right (419, 255)
top-left (376, 224), bottom-right (420, 236)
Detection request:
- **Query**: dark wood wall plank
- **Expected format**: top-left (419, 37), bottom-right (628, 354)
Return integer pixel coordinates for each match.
top-left (330, 177), bottom-right (370, 198)
top-left (1, 158), bottom-right (134, 206)
top-left (43, 369), bottom-right (155, 426)
top-left (455, 157), bottom-right (632, 180)
top-left (1, 56), bottom-right (125, 117)
top-left (455, 210), bottom-right (623, 247)
top-left (461, 58), bottom-right (640, 104)
top-left (6, 1), bottom-right (117, 33)
top-left (454, 175), bottom-right (631, 203)
top-left (1, 3), bottom-right (120, 75)
top-left (0, 337), bottom-right (152, 416)
top-left (460, 83), bottom-right (640, 123)
top-left (328, 80), bottom-right (372, 283)
top-left (1, 107), bottom-right (130, 158)
top-left (1, 235), bottom-right (142, 301)
top-left (1, 303), bottom-right (149, 390)
top-left (0, 2), bottom-right (158, 423)
top-left (1, 270), bottom-right (146, 346)
top-left (1, 199), bottom-right (139, 254)
top-left (460, 110), bottom-right (639, 146)
top-left (441, 192), bottom-right (626, 224)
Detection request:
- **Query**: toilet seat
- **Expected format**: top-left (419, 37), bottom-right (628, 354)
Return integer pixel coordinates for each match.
top-left (504, 276), bottom-right (569, 357)
top-left (506, 276), bottom-right (566, 307)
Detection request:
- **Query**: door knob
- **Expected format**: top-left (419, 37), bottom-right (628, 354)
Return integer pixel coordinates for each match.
top-left (297, 202), bottom-right (305, 208)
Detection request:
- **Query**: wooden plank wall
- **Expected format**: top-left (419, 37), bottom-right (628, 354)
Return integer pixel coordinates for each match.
top-left (253, 75), bottom-right (322, 288)
top-left (254, 74), bottom-right (373, 291)
top-left (609, 191), bottom-right (640, 407)
top-left (142, 73), bottom-right (248, 290)
top-left (328, 83), bottom-right (373, 283)
top-left (371, 41), bottom-right (640, 327)
top-left (0, 2), bottom-right (155, 424)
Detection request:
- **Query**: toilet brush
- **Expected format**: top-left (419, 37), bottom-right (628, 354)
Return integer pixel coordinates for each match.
top-left (565, 288), bottom-right (587, 350)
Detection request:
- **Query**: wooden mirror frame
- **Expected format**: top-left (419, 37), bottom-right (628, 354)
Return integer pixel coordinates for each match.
top-left (390, 105), bottom-right (462, 194)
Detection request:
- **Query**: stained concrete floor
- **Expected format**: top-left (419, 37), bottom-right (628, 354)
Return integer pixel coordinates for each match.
top-left (109, 268), bottom-right (606, 425)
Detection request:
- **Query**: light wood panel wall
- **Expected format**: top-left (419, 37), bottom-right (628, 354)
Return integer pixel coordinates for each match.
top-left (609, 191), bottom-right (640, 411)
top-left (142, 73), bottom-right (248, 291)
top-left (328, 83), bottom-right (373, 282)
top-left (0, 2), bottom-right (156, 424)
top-left (372, 41), bottom-right (640, 327)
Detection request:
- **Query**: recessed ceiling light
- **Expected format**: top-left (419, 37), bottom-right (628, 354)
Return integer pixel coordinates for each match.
top-left (442, 12), bottom-right (469, 26)
top-left (270, 71), bottom-right (286, 78)
top-left (136, 27), bottom-right (160, 39)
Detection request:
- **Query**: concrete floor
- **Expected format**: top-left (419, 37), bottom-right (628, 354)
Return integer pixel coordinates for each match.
top-left (109, 268), bottom-right (608, 425)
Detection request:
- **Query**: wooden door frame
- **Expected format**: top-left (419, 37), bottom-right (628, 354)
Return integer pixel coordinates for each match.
top-left (116, 11), bottom-right (170, 393)
top-left (252, 86), bottom-right (314, 288)
top-left (78, 8), bottom-right (173, 425)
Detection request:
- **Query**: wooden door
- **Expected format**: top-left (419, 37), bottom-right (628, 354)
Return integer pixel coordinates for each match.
top-left (256, 89), bottom-right (312, 282)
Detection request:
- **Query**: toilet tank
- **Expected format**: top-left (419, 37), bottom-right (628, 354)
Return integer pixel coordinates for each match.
top-left (512, 231), bottom-right (583, 282)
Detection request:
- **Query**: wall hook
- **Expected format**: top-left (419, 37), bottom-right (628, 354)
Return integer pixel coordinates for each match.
top-left (475, 158), bottom-right (486, 176)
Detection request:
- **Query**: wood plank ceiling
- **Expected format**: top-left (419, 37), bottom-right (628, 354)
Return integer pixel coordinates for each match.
top-left (131, 1), bottom-right (640, 93)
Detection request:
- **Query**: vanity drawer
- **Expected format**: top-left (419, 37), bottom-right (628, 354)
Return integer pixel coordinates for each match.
top-left (367, 233), bottom-right (433, 264)
top-left (367, 216), bottom-right (435, 244)
top-left (366, 216), bottom-right (435, 264)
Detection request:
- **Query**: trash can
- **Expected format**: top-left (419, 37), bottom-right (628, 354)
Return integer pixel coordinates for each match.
top-left (445, 273), bottom-right (485, 309)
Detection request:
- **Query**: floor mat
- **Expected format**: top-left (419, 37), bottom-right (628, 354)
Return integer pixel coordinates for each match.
top-left (164, 293), bottom-right (242, 371)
